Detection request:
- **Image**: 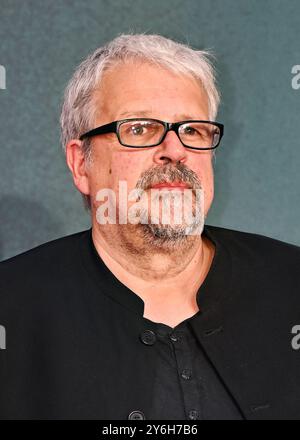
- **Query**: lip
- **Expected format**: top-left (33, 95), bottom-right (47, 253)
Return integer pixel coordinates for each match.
top-left (150, 182), bottom-right (191, 189)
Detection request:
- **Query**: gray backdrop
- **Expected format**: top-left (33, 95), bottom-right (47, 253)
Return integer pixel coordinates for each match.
top-left (0, 0), bottom-right (299, 261)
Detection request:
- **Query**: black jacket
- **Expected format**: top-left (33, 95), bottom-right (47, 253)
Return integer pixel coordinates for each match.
top-left (0, 224), bottom-right (300, 420)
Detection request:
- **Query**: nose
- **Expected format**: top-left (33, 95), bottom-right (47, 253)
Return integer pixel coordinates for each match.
top-left (152, 130), bottom-right (188, 165)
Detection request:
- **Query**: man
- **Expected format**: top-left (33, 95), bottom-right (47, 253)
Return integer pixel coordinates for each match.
top-left (0, 33), bottom-right (299, 420)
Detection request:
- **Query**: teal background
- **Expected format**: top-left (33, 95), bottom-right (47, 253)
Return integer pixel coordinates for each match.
top-left (0, 0), bottom-right (299, 260)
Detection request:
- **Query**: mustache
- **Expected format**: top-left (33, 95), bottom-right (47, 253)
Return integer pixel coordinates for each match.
top-left (135, 162), bottom-right (202, 191)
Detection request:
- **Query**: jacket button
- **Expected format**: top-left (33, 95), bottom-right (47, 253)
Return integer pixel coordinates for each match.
top-left (140, 330), bottom-right (157, 345)
top-left (188, 409), bottom-right (200, 420)
top-left (170, 333), bottom-right (180, 342)
top-left (128, 410), bottom-right (146, 420)
top-left (181, 368), bottom-right (192, 380)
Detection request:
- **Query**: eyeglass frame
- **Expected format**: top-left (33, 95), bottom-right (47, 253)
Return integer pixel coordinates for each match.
top-left (79, 117), bottom-right (224, 150)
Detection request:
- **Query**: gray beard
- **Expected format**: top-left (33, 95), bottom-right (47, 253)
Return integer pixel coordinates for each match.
top-left (127, 162), bottom-right (205, 250)
top-left (136, 190), bottom-right (205, 249)
top-left (139, 222), bottom-right (202, 249)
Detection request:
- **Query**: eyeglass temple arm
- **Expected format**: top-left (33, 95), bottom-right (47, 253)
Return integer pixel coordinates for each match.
top-left (79, 121), bottom-right (117, 140)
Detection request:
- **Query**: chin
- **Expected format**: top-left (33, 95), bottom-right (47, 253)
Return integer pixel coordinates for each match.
top-left (139, 221), bottom-right (203, 249)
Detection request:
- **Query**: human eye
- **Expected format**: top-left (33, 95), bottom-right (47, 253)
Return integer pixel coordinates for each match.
top-left (181, 123), bottom-right (211, 139)
top-left (126, 121), bottom-right (157, 137)
top-left (130, 123), bottom-right (145, 136)
top-left (182, 125), bottom-right (198, 136)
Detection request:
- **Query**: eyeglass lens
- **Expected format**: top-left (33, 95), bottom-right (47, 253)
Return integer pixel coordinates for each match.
top-left (118, 119), bottom-right (220, 148)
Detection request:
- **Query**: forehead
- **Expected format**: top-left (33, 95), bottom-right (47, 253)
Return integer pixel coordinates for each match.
top-left (93, 61), bottom-right (209, 122)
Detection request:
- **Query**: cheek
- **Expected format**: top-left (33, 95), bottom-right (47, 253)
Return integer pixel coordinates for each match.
top-left (86, 148), bottom-right (112, 198)
top-left (204, 170), bottom-right (214, 198)
top-left (194, 160), bottom-right (214, 211)
top-left (110, 154), bottom-right (145, 188)
top-left (113, 159), bottom-right (132, 179)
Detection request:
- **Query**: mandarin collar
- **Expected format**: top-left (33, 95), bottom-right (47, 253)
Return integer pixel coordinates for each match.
top-left (79, 224), bottom-right (232, 320)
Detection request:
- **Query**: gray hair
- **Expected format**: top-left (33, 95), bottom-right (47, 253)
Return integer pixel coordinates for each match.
top-left (60, 33), bottom-right (221, 209)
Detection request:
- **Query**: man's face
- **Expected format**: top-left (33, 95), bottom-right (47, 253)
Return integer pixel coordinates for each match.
top-left (85, 61), bottom-right (214, 244)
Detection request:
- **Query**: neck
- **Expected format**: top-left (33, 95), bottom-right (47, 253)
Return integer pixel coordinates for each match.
top-left (91, 221), bottom-right (215, 326)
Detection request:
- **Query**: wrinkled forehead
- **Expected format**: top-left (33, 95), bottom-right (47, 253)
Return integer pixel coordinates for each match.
top-left (91, 60), bottom-right (209, 123)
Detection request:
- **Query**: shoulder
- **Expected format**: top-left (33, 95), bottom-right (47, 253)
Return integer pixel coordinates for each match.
top-left (204, 223), bottom-right (300, 294)
top-left (0, 229), bottom-right (90, 272)
top-left (204, 223), bottom-right (300, 306)
top-left (0, 229), bottom-right (91, 305)
top-left (204, 223), bottom-right (300, 264)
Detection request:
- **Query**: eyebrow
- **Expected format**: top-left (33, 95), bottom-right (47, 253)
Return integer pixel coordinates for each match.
top-left (118, 110), bottom-right (151, 118)
top-left (118, 110), bottom-right (200, 120)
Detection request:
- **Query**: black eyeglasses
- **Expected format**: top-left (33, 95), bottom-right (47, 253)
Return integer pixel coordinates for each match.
top-left (79, 118), bottom-right (224, 150)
